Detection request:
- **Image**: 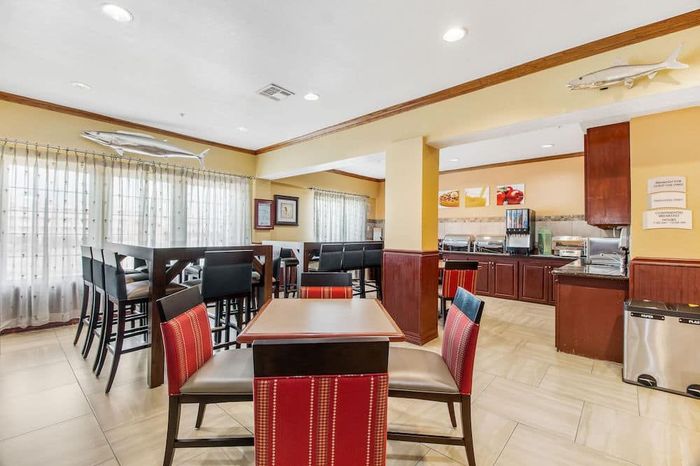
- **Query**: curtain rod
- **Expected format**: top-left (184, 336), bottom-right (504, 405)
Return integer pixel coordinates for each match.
top-left (0, 137), bottom-right (254, 180)
top-left (310, 187), bottom-right (370, 199)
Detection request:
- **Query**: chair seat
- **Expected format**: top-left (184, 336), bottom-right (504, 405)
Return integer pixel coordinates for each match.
top-left (388, 347), bottom-right (459, 394)
top-left (251, 270), bottom-right (261, 285)
top-left (125, 281), bottom-right (187, 300)
top-left (125, 272), bottom-right (149, 283)
top-left (183, 278), bottom-right (202, 287)
top-left (184, 264), bottom-right (202, 275)
top-left (180, 349), bottom-right (253, 395)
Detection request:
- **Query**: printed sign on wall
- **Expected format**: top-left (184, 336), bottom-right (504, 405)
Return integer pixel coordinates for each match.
top-left (649, 192), bottom-right (686, 209)
top-left (648, 176), bottom-right (686, 194)
top-left (643, 175), bottom-right (692, 230)
top-left (643, 210), bottom-right (693, 230)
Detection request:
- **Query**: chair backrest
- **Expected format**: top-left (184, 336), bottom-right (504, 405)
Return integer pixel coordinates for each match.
top-left (441, 287), bottom-right (484, 395)
top-left (253, 338), bottom-right (389, 466)
top-left (279, 247), bottom-right (298, 262)
top-left (157, 287), bottom-right (213, 396)
top-left (441, 260), bottom-right (479, 299)
top-left (341, 243), bottom-right (365, 271)
top-left (81, 246), bottom-right (93, 283)
top-left (90, 247), bottom-right (105, 290)
top-left (299, 272), bottom-right (353, 299)
top-left (363, 242), bottom-right (383, 268)
top-left (318, 243), bottom-right (344, 272)
top-left (102, 250), bottom-right (129, 300)
top-left (201, 250), bottom-right (253, 301)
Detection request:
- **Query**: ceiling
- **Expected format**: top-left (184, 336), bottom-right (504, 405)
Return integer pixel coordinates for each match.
top-left (1, 1), bottom-right (698, 151)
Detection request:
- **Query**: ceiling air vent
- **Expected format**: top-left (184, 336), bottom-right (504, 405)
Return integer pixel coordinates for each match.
top-left (257, 83), bottom-right (295, 101)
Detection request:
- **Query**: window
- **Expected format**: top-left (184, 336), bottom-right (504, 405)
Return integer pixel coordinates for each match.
top-left (313, 189), bottom-right (367, 242)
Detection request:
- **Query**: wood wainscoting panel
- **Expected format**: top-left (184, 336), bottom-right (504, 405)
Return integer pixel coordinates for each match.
top-left (382, 250), bottom-right (439, 345)
top-left (629, 257), bottom-right (700, 303)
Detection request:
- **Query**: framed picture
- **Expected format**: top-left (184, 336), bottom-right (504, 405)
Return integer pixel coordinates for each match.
top-left (254, 199), bottom-right (274, 230)
top-left (464, 186), bottom-right (490, 207)
top-left (274, 195), bottom-right (299, 226)
top-left (438, 189), bottom-right (460, 208)
top-left (496, 184), bottom-right (525, 205)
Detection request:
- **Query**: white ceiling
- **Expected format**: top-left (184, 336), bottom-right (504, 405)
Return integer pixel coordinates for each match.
top-left (327, 85), bottom-right (700, 180)
top-left (1, 1), bottom-right (697, 150)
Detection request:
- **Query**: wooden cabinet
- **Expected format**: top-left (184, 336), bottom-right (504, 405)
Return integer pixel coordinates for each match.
top-left (519, 261), bottom-right (549, 304)
top-left (474, 260), bottom-right (492, 296)
top-left (492, 260), bottom-right (518, 299)
top-left (584, 122), bottom-right (631, 226)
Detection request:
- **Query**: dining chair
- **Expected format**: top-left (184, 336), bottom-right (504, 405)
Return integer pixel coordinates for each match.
top-left (363, 243), bottom-right (383, 300)
top-left (253, 337), bottom-right (389, 466)
top-left (341, 243), bottom-right (366, 297)
top-left (82, 247), bottom-right (106, 359)
top-left (439, 260), bottom-right (478, 318)
top-left (158, 286), bottom-right (253, 466)
top-left (200, 250), bottom-right (254, 348)
top-left (318, 243), bottom-right (344, 272)
top-left (73, 246), bottom-right (94, 346)
top-left (387, 287), bottom-right (484, 466)
top-left (299, 272), bottom-right (353, 298)
top-left (96, 251), bottom-right (187, 393)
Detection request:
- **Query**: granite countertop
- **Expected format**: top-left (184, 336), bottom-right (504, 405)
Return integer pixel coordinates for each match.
top-left (441, 251), bottom-right (571, 260)
top-left (551, 259), bottom-right (629, 280)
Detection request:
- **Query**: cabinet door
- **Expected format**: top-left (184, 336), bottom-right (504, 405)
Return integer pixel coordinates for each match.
top-left (585, 122), bottom-right (631, 226)
top-left (519, 262), bottom-right (548, 304)
top-left (547, 266), bottom-right (557, 304)
top-left (492, 261), bottom-right (518, 299)
top-left (474, 261), bottom-right (491, 296)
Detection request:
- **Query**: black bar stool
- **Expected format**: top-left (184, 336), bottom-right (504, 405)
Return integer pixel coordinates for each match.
top-left (363, 243), bottom-right (383, 300)
top-left (200, 250), bottom-right (254, 349)
top-left (341, 243), bottom-right (366, 297)
top-left (318, 244), bottom-right (344, 272)
top-left (279, 248), bottom-right (299, 298)
top-left (82, 247), bottom-right (106, 359)
top-left (73, 246), bottom-right (94, 346)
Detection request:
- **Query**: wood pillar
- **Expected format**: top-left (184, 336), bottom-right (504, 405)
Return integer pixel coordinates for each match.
top-left (383, 137), bottom-right (439, 345)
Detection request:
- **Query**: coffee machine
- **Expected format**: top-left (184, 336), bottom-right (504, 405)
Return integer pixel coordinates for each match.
top-left (505, 208), bottom-right (536, 255)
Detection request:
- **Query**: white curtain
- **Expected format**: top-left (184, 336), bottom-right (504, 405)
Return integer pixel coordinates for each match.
top-left (314, 189), bottom-right (367, 242)
top-left (0, 141), bottom-right (250, 331)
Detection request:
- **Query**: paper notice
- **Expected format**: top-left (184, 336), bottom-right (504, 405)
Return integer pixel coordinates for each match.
top-left (643, 209), bottom-right (693, 230)
top-left (649, 192), bottom-right (687, 209)
top-left (648, 176), bottom-right (686, 194)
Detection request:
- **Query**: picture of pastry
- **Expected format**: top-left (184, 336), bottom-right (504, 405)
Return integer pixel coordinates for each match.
top-left (438, 189), bottom-right (460, 208)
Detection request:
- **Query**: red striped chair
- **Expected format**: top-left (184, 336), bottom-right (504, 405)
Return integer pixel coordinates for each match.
top-left (299, 272), bottom-right (353, 299)
top-left (157, 286), bottom-right (254, 466)
top-left (440, 260), bottom-right (478, 318)
top-left (387, 287), bottom-right (484, 466)
top-left (253, 337), bottom-right (389, 466)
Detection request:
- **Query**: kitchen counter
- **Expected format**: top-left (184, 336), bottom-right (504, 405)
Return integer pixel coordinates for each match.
top-left (552, 259), bottom-right (628, 281)
top-left (441, 250), bottom-right (564, 260)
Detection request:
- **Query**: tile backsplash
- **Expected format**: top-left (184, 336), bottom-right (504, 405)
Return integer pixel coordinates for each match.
top-left (439, 215), bottom-right (615, 239)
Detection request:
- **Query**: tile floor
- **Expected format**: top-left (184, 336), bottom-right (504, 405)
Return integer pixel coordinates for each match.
top-left (1, 296), bottom-right (699, 465)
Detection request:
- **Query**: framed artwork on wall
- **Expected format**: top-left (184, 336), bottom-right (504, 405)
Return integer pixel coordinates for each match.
top-left (254, 199), bottom-right (274, 230)
top-left (274, 195), bottom-right (299, 226)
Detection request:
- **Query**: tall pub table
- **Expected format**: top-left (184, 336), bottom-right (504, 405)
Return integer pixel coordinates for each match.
top-left (105, 242), bottom-right (273, 388)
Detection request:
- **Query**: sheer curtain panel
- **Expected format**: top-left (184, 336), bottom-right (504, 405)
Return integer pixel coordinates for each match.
top-left (313, 189), bottom-right (368, 242)
top-left (0, 141), bottom-right (250, 331)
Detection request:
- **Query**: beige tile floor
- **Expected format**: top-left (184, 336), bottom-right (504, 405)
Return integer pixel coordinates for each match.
top-left (1, 296), bottom-right (699, 465)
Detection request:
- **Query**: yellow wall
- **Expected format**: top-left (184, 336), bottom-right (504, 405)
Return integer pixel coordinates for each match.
top-left (252, 171), bottom-right (381, 242)
top-left (0, 100), bottom-right (257, 176)
top-left (630, 107), bottom-right (700, 259)
top-left (256, 26), bottom-right (700, 178)
top-left (439, 156), bottom-right (585, 218)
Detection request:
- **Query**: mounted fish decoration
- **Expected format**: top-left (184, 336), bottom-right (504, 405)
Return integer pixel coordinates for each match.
top-left (81, 130), bottom-right (209, 167)
top-left (567, 45), bottom-right (688, 91)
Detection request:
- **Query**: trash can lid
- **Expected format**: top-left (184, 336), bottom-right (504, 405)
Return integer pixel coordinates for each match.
top-left (625, 300), bottom-right (700, 319)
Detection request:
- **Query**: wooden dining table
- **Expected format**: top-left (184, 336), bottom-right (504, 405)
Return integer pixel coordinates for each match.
top-left (105, 241), bottom-right (273, 388)
top-left (237, 298), bottom-right (405, 344)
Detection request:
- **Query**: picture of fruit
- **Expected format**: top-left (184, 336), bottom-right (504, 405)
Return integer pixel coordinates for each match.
top-left (496, 184), bottom-right (525, 205)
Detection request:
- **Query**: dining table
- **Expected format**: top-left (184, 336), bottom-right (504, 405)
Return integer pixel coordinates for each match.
top-left (237, 298), bottom-right (405, 344)
top-left (105, 241), bottom-right (273, 388)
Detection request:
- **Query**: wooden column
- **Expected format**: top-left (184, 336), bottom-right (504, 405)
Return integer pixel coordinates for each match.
top-left (383, 137), bottom-right (439, 345)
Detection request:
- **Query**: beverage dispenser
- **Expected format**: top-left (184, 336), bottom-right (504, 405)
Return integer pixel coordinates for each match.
top-left (505, 208), bottom-right (536, 255)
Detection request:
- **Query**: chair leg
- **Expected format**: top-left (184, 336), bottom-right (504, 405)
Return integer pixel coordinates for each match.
top-left (105, 303), bottom-right (126, 393)
top-left (164, 397), bottom-right (182, 466)
top-left (447, 401), bottom-right (457, 428)
top-left (82, 289), bottom-right (101, 358)
top-left (195, 403), bottom-right (206, 429)
top-left (460, 395), bottom-right (476, 466)
top-left (376, 267), bottom-right (382, 300)
top-left (94, 298), bottom-right (115, 375)
top-left (224, 299), bottom-right (232, 346)
top-left (74, 283), bottom-right (91, 345)
top-left (359, 269), bottom-right (366, 298)
top-left (440, 297), bottom-right (446, 318)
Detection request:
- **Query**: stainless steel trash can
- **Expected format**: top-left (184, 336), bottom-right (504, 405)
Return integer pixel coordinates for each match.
top-left (623, 299), bottom-right (700, 398)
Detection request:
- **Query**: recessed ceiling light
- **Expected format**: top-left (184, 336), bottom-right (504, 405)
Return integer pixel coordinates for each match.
top-left (304, 92), bottom-right (320, 101)
top-left (541, 144), bottom-right (555, 149)
top-left (101, 4), bottom-right (133, 22)
top-left (442, 27), bottom-right (467, 43)
top-left (71, 81), bottom-right (91, 90)
top-left (449, 158), bottom-right (459, 162)
top-left (237, 126), bottom-right (249, 132)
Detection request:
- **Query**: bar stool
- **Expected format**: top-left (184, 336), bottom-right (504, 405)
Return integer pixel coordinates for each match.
top-left (341, 243), bottom-right (366, 297)
top-left (318, 243), bottom-right (343, 272)
top-left (200, 250), bottom-right (254, 349)
top-left (73, 246), bottom-right (94, 346)
top-left (299, 272), bottom-right (353, 298)
top-left (363, 243), bottom-right (383, 300)
top-left (82, 247), bottom-right (106, 359)
top-left (97, 250), bottom-right (187, 393)
top-left (279, 247), bottom-right (298, 298)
